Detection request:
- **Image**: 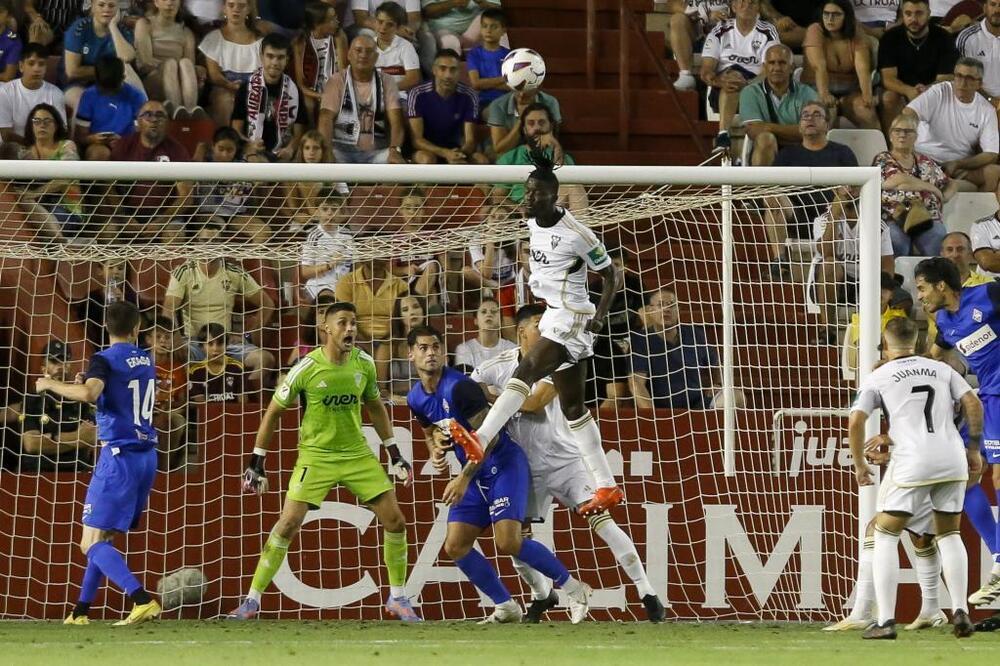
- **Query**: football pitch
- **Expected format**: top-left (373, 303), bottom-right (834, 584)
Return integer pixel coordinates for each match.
top-left (0, 620), bottom-right (993, 666)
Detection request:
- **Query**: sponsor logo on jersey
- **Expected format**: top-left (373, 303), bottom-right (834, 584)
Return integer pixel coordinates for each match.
top-left (956, 323), bottom-right (997, 356)
top-left (442, 398), bottom-right (450, 414)
top-left (322, 394), bottom-right (359, 408)
top-left (489, 496), bottom-right (511, 517)
top-left (973, 308), bottom-right (983, 323)
top-left (530, 249), bottom-right (550, 265)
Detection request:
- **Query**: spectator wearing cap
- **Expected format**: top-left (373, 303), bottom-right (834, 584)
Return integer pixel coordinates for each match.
top-left (408, 48), bottom-right (486, 165)
top-left (74, 54), bottom-right (147, 161)
top-left (19, 339), bottom-right (96, 458)
top-left (149, 315), bottom-right (188, 470)
top-left (188, 323), bottom-right (245, 403)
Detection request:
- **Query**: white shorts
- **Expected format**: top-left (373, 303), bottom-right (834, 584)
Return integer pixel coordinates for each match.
top-left (877, 474), bottom-right (964, 534)
top-left (538, 307), bottom-right (595, 364)
top-left (525, 457), bottom-right (595, 521)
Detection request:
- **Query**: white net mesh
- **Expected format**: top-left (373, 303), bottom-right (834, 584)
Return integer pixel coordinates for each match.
top-left (0, 163), bottom-right (878, 621)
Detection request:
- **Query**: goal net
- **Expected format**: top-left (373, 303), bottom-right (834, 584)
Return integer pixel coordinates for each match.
top-left (0, 162), bottom-right (883, 622)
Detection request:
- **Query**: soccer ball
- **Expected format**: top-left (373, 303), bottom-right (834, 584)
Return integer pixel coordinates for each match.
top-left (501, 48), bottom-right (546, 92)
top-left (156, 567), bottom-right (205, 611)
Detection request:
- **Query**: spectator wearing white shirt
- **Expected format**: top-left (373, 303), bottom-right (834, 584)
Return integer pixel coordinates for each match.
top-left (955, 0), bottom-right (1000, 100)
top-left (0, 43), bottom-right (66, 149)
top-left (903, 57), bottom-right (1000, 193)
top-left (453, 296), bottom-right (515, 371)
top-left (669, 0), bottom-right (732, 91)
top-left (969, 207), bottom-right (1000, 278)
top-left (852, 0), bottom-right (900, 37)
top-left (299, 190), bottom-right (355, 303)
top-left (699, 0), bottom-right (780, 147)
top-left (374, 1), bottom-right (421, 101)
top-left (350, 0), bottom-right (422, 40)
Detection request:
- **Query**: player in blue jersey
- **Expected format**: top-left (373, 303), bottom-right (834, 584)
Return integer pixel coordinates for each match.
top-left (406, 325), bottom-right (593, 623)
top-left (916, 257), bottom-right (1000, 612)
top-left (36, 302), bottom-right (161, 626)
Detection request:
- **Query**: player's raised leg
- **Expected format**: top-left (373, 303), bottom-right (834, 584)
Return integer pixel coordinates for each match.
top-left (230, 495), bottom-right (308, 620)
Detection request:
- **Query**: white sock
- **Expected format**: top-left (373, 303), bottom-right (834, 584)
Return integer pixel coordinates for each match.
top-left (913, 543), bottom-right (941, 616)
top-left (248, 588), bottom-right (262, 603)
top-left (991, 554), bottom-right (1000, 577)
top-left (936, 532), bottom-right (969, 614)
top-left (512, 557), bottom-right (551, 601)
top-left (873, 528), bottom-right (901, 626)
top-left (594, 517), bottom-right (656, 598)
top-left (848, 536), bottom-right (875, 621)
top-left (567, 414), bottom-right (615, 488)
top-left (561, 576), bottom-right (584, 595)
top-left (390, 585), bottom-right (405, 598)
top-left (475, 379), bottom-right (530, 445)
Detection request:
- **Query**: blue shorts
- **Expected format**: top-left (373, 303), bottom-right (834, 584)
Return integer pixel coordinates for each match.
top-left (83, 446), bottom-right (158, 533)
top-left (982, 394), bottom-right (1000, 464)
top-left (448, 442), bottom-right (529, 528)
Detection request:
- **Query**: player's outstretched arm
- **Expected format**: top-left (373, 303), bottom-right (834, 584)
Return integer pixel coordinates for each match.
top-left (35, 376), bottom-right (104, 404)
top-left (242, 399), bottom-right (286, 495)
top-left (365, 397), bottom-right (412, 487)
top-left (585, 263), bottom-right (623, 334)
top-left (847, 410), bottom-right (874, 487)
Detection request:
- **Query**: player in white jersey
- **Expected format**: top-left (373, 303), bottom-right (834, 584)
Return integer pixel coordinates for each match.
top-left (969, 211), bottom-right (1000, 279)
top-left (850, 317), bottom-right (983, 639)
top-left (470, 304), bottom-right (666, 623)
top-left (448, 149), bottom-right (624, 517)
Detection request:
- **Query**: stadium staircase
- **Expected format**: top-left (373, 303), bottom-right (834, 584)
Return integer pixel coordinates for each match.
top-left (504, 0), bottom-right (715, 165)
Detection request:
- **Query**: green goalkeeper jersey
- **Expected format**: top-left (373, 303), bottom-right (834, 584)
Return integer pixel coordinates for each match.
top-left (273, 347), bottom-right (380, 463)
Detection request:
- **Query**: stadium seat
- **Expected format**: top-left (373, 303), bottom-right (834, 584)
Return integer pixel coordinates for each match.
top-left (168, 118), bottom-right (217, 157)
top-left (826, 129), bottom-right (887, 167)
top-left (942, 192), bottom-right (999, 235)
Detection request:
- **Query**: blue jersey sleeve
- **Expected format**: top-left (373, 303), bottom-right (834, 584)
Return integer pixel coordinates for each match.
top-left (85, 353), bottom-right (111, 382)
top-left (451, 376), bottom-right (489, 420)
top-left (407, 390), bottom-right (432, 428)
top-left (989, 281), bottom-right (1000, 308)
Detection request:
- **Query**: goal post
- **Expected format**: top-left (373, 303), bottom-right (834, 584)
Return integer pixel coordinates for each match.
top-left (0, 161), bottom-right (887, 621)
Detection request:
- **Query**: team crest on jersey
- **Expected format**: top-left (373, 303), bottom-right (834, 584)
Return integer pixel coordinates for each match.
top-left (751, 39), bottom-right (762, 50)
top-left (354, 371), bottom-right (363, 388)
top-left (442, 398), bottom-right (450, 414)
top-left (550, 236), bottom-right (561, 250)
top-left (973, 308), bottom-right (983, 323)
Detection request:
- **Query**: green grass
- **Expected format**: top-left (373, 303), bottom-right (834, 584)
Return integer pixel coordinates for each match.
top-left (0, 620), bottom-right (991, 666)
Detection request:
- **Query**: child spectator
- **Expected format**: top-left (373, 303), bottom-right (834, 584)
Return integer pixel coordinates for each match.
top-left (134, 0), bottom-right (200, 116)
top-left (375, 293), bottom-right (425, 403)
top-left (284, 292), bottom-right (336, 371)
top-left (150, 315), bottom-right (189, 469)
top-left (299, 189), bottom-right (356, 303)
top-left (465, 6), bottom-right (508, 114)
top-left (350, 0), bottom-right (421, 40)
top-left (417, 0), bottom-right (504, 73)
top-left (374, 1), bottom-right (420, 101)
top-left (293, 0), bottom-right (348, 123)
top-left (189, 323), bottom-right (245, 403)
top-left (0, 43), bottom-right (66, 148)
top-left (284, 129), bottom-right (337, 231)
top-left (0, 1), bottom-right (22, 83)
top-left (191, 126), bottom-right (267, 243)
top-left (453, 296), bottom-right (515, 372)
top-left (63, 0), bottom-right (144, 115)
top-left (199, 0), bottom-right (262, 127)
top-left (391, 188), bottom-right (444, 312)
top-left (74, 55), bottom-right (147, 160)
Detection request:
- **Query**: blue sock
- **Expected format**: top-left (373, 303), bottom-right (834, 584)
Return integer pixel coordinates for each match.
top-left (87, 541), bottom-right (142, 596)
top-left (78, 559), bottom-right (103, 604)
top-left (516, 539), bottom-right (570, 587)
top-left (455, 550), bottom-right (511, 604)
top-left (965, 485), bottom-right (998, 553)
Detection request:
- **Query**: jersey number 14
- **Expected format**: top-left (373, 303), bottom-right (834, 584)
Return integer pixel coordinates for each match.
top-left (128, 378), bottom-right (156, 426)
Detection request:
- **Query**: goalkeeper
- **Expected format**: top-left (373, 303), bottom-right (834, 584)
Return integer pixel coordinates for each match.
top-left (230, 302), bottom-right (420, 622)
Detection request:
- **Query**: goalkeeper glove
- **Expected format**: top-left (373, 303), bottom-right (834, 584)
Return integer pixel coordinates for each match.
top-left (242, 451), bottom-right (269, 495)
top-left (385, 441), bottom-right (413, 487)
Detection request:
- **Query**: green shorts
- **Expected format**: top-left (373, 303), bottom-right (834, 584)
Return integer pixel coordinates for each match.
top-left (286, 454), bottom-right (394, 509)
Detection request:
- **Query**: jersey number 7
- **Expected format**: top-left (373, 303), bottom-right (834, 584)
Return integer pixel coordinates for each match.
top-left (128, 378), bottom-right (156, 426)
top-left (911, 384), bottom-right (935, 434)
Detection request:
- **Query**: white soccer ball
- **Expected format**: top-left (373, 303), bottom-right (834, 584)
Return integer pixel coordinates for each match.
top-left (501, 48), bottom-right (546, 92)
top-left (156, 567), bottom-right (206, 611)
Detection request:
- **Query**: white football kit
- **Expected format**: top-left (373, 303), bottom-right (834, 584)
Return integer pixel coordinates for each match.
top-left (472, 348), bottom-right (596, 520)
top-left (852, 356), bottom-right (974, 520)
top-left (527, 209), bottom-right (612, 362)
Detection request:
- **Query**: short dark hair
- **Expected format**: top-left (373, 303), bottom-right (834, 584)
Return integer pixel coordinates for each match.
top-left (152, 315), bottom-right (175, 332)
top-left (213, 126), bottom-right (241, 145)
top-left (519, 102), bottom-right (557, 142)
top-left (480, 7), bottom-right (507, 27)
top-left (324, 301), bottom-right (357, 319)
top-left (406, 324), bottom-right (443, 347)
top-left (375, 1), bottom-right (407, 27)
top-left (261, 32), bottom-right (292, 55)
top-left (95, 54), bottom-right (124, 89)
top-left (434, 48), bottom-right (462, 63)
top-left (0, 0), bottom-right (14, 14)
top-left (20, 42), bottom-right (47, 62)
top-left (198, 322), bottom-right (226, 342)
top-left (515, 303), bottom-right (546, 326)
top-left (914, 256), bottom-right (962, 292)
top-left (303, 0), bottom-right (336, 31)
top-left (106, 301), bottom-right (141, 338)
top-left (884, 316), bottom-right (918, 346)
top-left (24, 103), bottom-right (68, 146)
top-left (901, 0), bottom-right (930, 7)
